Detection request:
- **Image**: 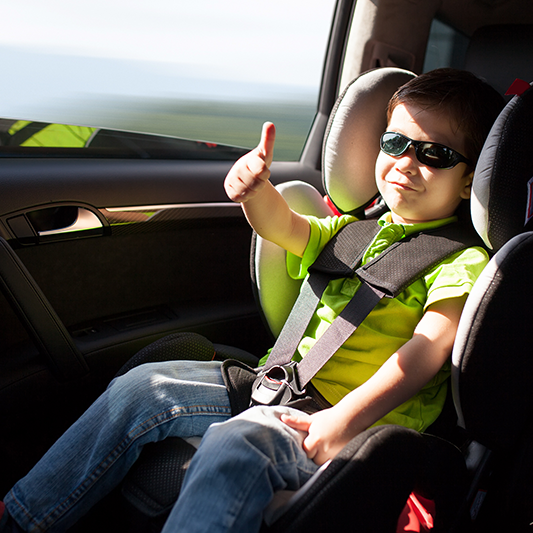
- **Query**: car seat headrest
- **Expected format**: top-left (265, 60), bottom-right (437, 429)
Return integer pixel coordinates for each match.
top-left (471, 81), bottom-right (533, 251)
top-left (322, 67), bottom-right (416, 216)
top-left (465, 25), bottom-right (533, 98)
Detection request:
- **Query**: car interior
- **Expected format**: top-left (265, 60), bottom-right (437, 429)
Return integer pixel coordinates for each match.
top-left (1, 0), bottom-right (533, 531)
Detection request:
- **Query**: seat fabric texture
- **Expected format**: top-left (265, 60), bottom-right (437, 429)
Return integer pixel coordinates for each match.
top-left (471, 82), bottom-right (533, 251)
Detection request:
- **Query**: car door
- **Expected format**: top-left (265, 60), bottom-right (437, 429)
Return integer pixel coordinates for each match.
top-left (0, 0), bottom-right (350, 494)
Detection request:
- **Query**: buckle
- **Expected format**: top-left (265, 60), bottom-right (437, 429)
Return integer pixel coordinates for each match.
top-left (250, 362), bottom-right (306, 406)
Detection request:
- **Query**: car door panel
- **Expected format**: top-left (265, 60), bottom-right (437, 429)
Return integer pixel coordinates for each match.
top-left (0, 156), bottom-right (322, 493)
top-left (0, 158), bottom-right (322, 355)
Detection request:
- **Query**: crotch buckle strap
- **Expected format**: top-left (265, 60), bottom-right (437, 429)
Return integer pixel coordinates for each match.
top-left (250, 362), bottom-right (306, 407)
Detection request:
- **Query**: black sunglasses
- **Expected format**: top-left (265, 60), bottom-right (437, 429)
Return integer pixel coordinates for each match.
top-left (380, 131), bottom-right (472, 169)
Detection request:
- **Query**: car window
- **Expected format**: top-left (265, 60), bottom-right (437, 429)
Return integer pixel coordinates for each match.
top-left (423, 18), bottom-right (469, 72)
top-left (0, 120), bottom-right (250, 161)
top-left (0, 1), bottom-right (337, 161)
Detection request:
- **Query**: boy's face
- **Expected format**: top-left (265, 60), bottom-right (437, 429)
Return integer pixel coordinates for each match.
top-left (375, 102), bottom-right (473, 225)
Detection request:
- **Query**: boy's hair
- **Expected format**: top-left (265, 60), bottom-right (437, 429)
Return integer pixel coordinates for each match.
top-left (387, 68), bottom-right (505, 165)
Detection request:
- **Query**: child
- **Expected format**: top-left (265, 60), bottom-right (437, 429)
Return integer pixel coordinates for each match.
top-left (1, 69), bottom-right (504, 533)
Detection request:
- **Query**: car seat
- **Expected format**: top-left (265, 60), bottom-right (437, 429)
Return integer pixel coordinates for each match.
top-left (444, 77), bottom-right (533, 531)
top-left (245, 71), bottom-right (533, 533)
top-left (110, 68), bottom-right (533, 532)
top-left (112, 66), bottom-right (451, 533)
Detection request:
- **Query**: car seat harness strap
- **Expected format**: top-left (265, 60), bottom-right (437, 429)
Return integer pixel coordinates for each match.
top-left (250, 219), bottom-right (481, 408)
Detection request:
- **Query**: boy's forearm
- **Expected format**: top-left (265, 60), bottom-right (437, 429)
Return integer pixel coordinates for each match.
top-left (332, 296), bottom-right (465, 437)
top-left (284, 330), bottom-right (453, 466)
top-left (241, 181), bottom-right (310, 257)
top-left (334, 336), bottom-right (448, 435)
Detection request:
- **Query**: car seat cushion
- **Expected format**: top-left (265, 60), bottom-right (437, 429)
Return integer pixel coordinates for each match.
top-left (452, 232), bottom-right (533, 450)
top-left (471, 82), bottom-right (533, 251)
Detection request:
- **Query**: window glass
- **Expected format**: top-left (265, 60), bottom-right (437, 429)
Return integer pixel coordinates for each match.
top-left (423, 19), bottom-right (469, 72)
top-left (0, 121), bottom-right (249, 160)
top-left (0, 1), bottom-right (337, 161)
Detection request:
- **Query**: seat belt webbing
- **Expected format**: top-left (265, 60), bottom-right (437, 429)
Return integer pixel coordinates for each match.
top-left (296, 281), bottom-right (386, 386)
top-left (263, 272), bottom-right (330, 370)
top-left (259, 219), bottom-right (481, 392)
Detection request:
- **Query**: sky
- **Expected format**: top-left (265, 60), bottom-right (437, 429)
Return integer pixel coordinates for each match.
top-left (0, 0), bottom-right (336, 119)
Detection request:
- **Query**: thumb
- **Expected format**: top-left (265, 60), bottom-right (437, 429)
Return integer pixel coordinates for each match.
top-left (257, 122), bottom-right (276, 167)
top-left (280, 413), bottom-right (311, 432)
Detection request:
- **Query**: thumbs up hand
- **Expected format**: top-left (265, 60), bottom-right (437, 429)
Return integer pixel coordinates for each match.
top-left (224, 122), bottom-right (276, 203)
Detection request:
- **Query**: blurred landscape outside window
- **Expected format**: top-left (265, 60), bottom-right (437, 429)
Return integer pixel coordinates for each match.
top-left (0, 0), bottom-right (337, 160)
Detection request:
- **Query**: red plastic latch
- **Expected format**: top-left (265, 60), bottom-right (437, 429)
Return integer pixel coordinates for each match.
top-left (397, 492), bottom-right (435, 532)
top-left (505, 79), bottom-right (531, 97)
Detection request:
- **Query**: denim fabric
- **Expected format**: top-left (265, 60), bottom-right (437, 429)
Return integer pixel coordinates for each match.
top-left (165, 405), bottom-right (319, 533)
top-left (6, 362), bottom-right (318, 533)
top-left (5, 361), bottom-right (232, 533)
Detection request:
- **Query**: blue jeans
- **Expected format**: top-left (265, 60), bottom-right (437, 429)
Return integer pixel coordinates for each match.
top-left (5, 360), bottom-right (318, 533)
top-left (163, 405), bottom-right (319, 533)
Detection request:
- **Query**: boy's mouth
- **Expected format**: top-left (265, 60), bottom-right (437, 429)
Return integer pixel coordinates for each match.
top-left (388, 180), bottom-right (417, 192)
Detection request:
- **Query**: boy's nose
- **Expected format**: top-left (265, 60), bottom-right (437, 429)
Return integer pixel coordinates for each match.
top-left (394, 147), bottom-right (419, 172)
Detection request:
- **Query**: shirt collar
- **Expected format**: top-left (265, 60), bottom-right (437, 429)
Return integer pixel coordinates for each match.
top-left (378, 212), bottom-right (458, 238)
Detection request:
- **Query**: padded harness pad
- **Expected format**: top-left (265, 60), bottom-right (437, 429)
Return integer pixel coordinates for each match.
top-left (221, 359), bottom-right (327, 416)
top-left (220, 359), bottom-right (258, 415)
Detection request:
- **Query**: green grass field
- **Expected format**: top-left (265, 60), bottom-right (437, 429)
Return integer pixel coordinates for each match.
top-left (93, 96), bottom-right (317, 161)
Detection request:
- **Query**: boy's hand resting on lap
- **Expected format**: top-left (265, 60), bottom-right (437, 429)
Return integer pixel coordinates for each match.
top-left (281, 408), bottom-right (356, 466)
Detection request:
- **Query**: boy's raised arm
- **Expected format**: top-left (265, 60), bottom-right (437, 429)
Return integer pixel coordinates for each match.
top-left (224, 122), bottom-right (310, 257)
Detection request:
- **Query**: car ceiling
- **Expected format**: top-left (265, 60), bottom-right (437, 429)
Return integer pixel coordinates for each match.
top-left (439, 0), bottom-right (533, 35)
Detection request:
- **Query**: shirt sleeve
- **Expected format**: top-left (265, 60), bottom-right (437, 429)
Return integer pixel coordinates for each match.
top-left (423, 246), bottom-right (490, 311)
top-left (286, 214), bottom-right (356, 280)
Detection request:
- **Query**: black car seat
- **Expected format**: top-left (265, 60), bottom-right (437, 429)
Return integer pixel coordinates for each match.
top-left (251, 67), bottom-right (533, 533)
top-left (111, 66), bottom-right (453, 533)
top-left (269, 75), bottom-right (533, 532)
top-left (261, 27), bottom-right (533, 533)
top-left (109, 67), bottom-right (533, 531)
top-left (444, 78), bottom-right (533, 531)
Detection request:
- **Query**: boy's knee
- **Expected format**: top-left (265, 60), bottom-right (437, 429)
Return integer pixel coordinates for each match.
top-left (202, 405), bottom-right (305, 456)
top-left (107, 362), bottom-right (173, 404)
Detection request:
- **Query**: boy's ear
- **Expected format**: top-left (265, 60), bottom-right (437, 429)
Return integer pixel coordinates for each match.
top-left (460, 171), bottom-right (474, 200)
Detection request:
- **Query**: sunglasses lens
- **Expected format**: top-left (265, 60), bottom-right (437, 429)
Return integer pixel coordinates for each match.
top-left (380, 132), bottom-right (409, 156)
top-left (417, 144), bottom-right (455, 169)
top-left (380, 132), bottom-right (466, 169)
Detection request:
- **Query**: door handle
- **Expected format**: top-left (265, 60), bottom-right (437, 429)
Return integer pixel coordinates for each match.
top-left (3, 203), bottom-right (109, 244)
top-left (38, 207), bottom-right (103, 236)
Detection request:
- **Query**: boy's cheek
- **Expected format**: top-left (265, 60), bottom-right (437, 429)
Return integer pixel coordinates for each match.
top-left (374, 165), bottom-right (392, 197)
top-left (374, 155), bottom-right (389, 188)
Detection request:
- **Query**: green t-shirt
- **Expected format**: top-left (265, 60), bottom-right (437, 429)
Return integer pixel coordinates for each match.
top-left (268, 212), bottom-right (489, 432)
